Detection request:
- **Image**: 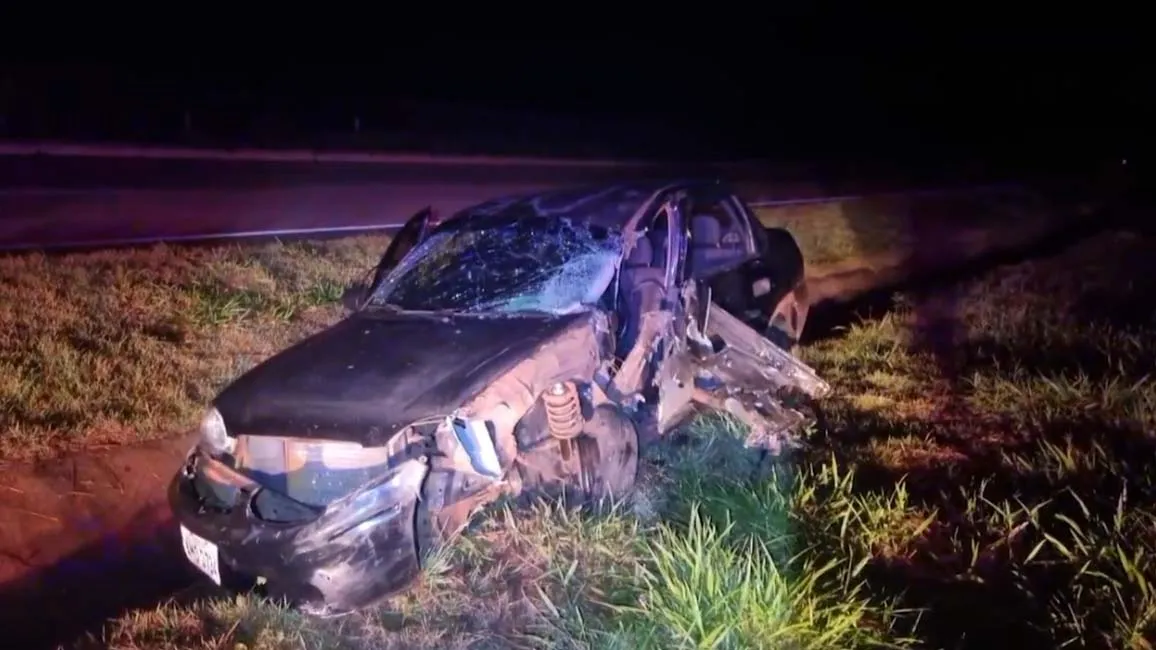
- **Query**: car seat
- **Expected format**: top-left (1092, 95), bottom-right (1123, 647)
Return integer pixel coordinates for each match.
top-left (690, 214), bottom-right (738, 275)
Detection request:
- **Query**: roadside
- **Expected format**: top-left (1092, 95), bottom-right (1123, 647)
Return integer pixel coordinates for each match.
top-left (0, 187), bottom-right (1056, 465)
top-left (0, 236), bottom-right (387, 462)
top-left (0, 187), bottom-right (1094, 648)
top-left (81, 219), bottom-right (1156, 649)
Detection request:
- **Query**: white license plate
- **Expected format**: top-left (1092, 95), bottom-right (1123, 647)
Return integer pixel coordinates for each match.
top-left (180, 524), bottom-right (222, 586)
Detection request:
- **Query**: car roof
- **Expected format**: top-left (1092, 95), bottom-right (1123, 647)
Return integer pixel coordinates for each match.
top-left (448, 179), bottom-right (731, 230)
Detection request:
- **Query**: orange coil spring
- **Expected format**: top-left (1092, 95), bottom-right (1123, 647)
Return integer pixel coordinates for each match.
top-left (543, 382), bottom-right (583, 440)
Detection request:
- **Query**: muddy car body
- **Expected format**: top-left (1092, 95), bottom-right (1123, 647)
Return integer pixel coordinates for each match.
top-left (169, 180), bottom-right (830, 615)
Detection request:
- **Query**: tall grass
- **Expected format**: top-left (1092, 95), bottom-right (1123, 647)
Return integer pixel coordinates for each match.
top-left (92, 229), bottom-right (1156, 649)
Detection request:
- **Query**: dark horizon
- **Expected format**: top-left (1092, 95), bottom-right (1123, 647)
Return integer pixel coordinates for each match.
top-left (0, 26), bottom-right (1148, 169)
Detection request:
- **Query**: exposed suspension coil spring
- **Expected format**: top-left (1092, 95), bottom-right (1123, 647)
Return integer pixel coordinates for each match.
top-left (543, 381), bottom-right (583, 440)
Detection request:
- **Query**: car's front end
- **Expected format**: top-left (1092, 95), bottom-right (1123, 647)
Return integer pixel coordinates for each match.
top-left (169, 211), bottom-right (630, 614)
top-left (170, 420), bottom-right (430, 615)
top-left (169, 309), bottom-right (623, 614)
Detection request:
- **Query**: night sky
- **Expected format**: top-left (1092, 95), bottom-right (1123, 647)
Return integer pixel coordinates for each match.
top-left (0, 19), bottom-right (1147, 168)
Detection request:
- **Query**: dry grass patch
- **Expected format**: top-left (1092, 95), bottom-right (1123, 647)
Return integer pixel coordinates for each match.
top-left (754, 188), bottom-right (1057, 276)
top-left (32, 194), bottom-right (1156, 648)
top-left (0, 188), bottom-right (1059, 463)
top-left (0, 236), bottom-right (388, 462)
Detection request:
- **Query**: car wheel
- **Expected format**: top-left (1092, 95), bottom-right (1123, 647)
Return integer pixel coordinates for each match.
top-left (761, 227), bottom-right (805, 292)
top-left (765, 280), bottom-right (810, 351)
top-left (576, 405), bottom-right (639, 504)
top-left (514, 404), bottom-right (639, 507)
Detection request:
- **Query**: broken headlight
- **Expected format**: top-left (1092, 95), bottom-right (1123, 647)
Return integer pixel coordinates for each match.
top-left (199, 407), bottom-right (236, 455)
top-left (234, 436), bottom-right (396, 507)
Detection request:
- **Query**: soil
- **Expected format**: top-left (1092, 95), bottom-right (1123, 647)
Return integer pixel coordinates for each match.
top-left (0, 434), bottom-right (207, 649)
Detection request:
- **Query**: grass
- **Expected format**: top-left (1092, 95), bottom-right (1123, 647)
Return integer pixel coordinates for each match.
top-left (0, 189), bottom-right (1050, 464)
top-left (91, 421), bottom-right (913, 650)
top-left (0, 236), bottom-right (388, 462)
top-left (61, 200), bottom-right (1154, 647)
top-left (754, 187), bottom-right (1053, 269)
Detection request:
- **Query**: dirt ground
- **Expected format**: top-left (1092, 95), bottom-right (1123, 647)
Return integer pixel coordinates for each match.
top-left (0, 194), bottom-right (1105, 649)
top-left (0, 435), bottom-right (201, 648)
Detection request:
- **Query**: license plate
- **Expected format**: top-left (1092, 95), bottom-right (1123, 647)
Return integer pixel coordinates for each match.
top-left (180, 525), bottom-right (222, 585)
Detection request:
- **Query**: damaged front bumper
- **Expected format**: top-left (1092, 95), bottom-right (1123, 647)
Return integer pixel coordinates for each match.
top-left (168, 446), bottom-right (429, 616)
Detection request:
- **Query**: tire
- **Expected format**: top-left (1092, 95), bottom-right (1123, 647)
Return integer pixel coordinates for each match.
top-left (761, 227), bottom-right (806, 295)
top-left (577, 404), bottom-right (640, 502)
top-left (765, 280), bottom-right (810, 351)
top-left (515, 404), bottom-right (639, 507)
top-left (759, 227), bottom-right (809, 350)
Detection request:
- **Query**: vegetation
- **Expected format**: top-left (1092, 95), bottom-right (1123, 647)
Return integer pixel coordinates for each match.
top-left (74, 207), bottom-right (1155, 647)
top-left (0, 190), bottom-right (1046, 463)
top-left (84, 227), bottom-right (1155, 649)
top-left (0, 237), bottom-right (386, 461)
top-left (9, 188), bottom-right (1146, 648)
top-left (752, 187), bottom-right (1051, 267)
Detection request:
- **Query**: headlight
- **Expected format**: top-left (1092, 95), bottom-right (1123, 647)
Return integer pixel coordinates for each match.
top-left (199, 407), bottom-right (236, 455)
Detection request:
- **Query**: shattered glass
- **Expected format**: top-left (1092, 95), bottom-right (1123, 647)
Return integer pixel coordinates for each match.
top-left (369, 214), bottom-right (624, 315)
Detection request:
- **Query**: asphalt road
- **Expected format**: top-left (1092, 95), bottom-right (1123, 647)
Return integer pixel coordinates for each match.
top-left (0, 153), bottom-right (990, 252)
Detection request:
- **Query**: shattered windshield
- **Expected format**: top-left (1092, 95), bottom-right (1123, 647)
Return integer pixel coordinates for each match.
top-left (368, 214), bottom-right (624, 315)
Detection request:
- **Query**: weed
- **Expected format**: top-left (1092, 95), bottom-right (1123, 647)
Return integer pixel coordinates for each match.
top-left (27, 196), bottom-right (1156, 648)
top-left (0, 235), bottom-right (387, 461)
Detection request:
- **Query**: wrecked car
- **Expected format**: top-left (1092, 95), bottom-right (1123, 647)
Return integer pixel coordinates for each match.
top-left (169, 180), bottom-right (831, 616)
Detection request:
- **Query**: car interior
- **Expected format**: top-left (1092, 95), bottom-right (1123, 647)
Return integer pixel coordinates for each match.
top-left (613, 194), bottom-right (772, 360)
top-left (686, 196), bottom-right (748, 278)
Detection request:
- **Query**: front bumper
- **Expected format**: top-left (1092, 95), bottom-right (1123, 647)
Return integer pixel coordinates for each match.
top-left (168, 447), bottom-right (428, 615)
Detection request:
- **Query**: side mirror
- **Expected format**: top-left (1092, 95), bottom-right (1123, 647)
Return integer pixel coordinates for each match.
top-left (341, 282), bottom-right (368, 312)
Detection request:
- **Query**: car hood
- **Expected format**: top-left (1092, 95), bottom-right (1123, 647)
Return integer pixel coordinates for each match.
top-left (213, 309), bottom-right (591, 445)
